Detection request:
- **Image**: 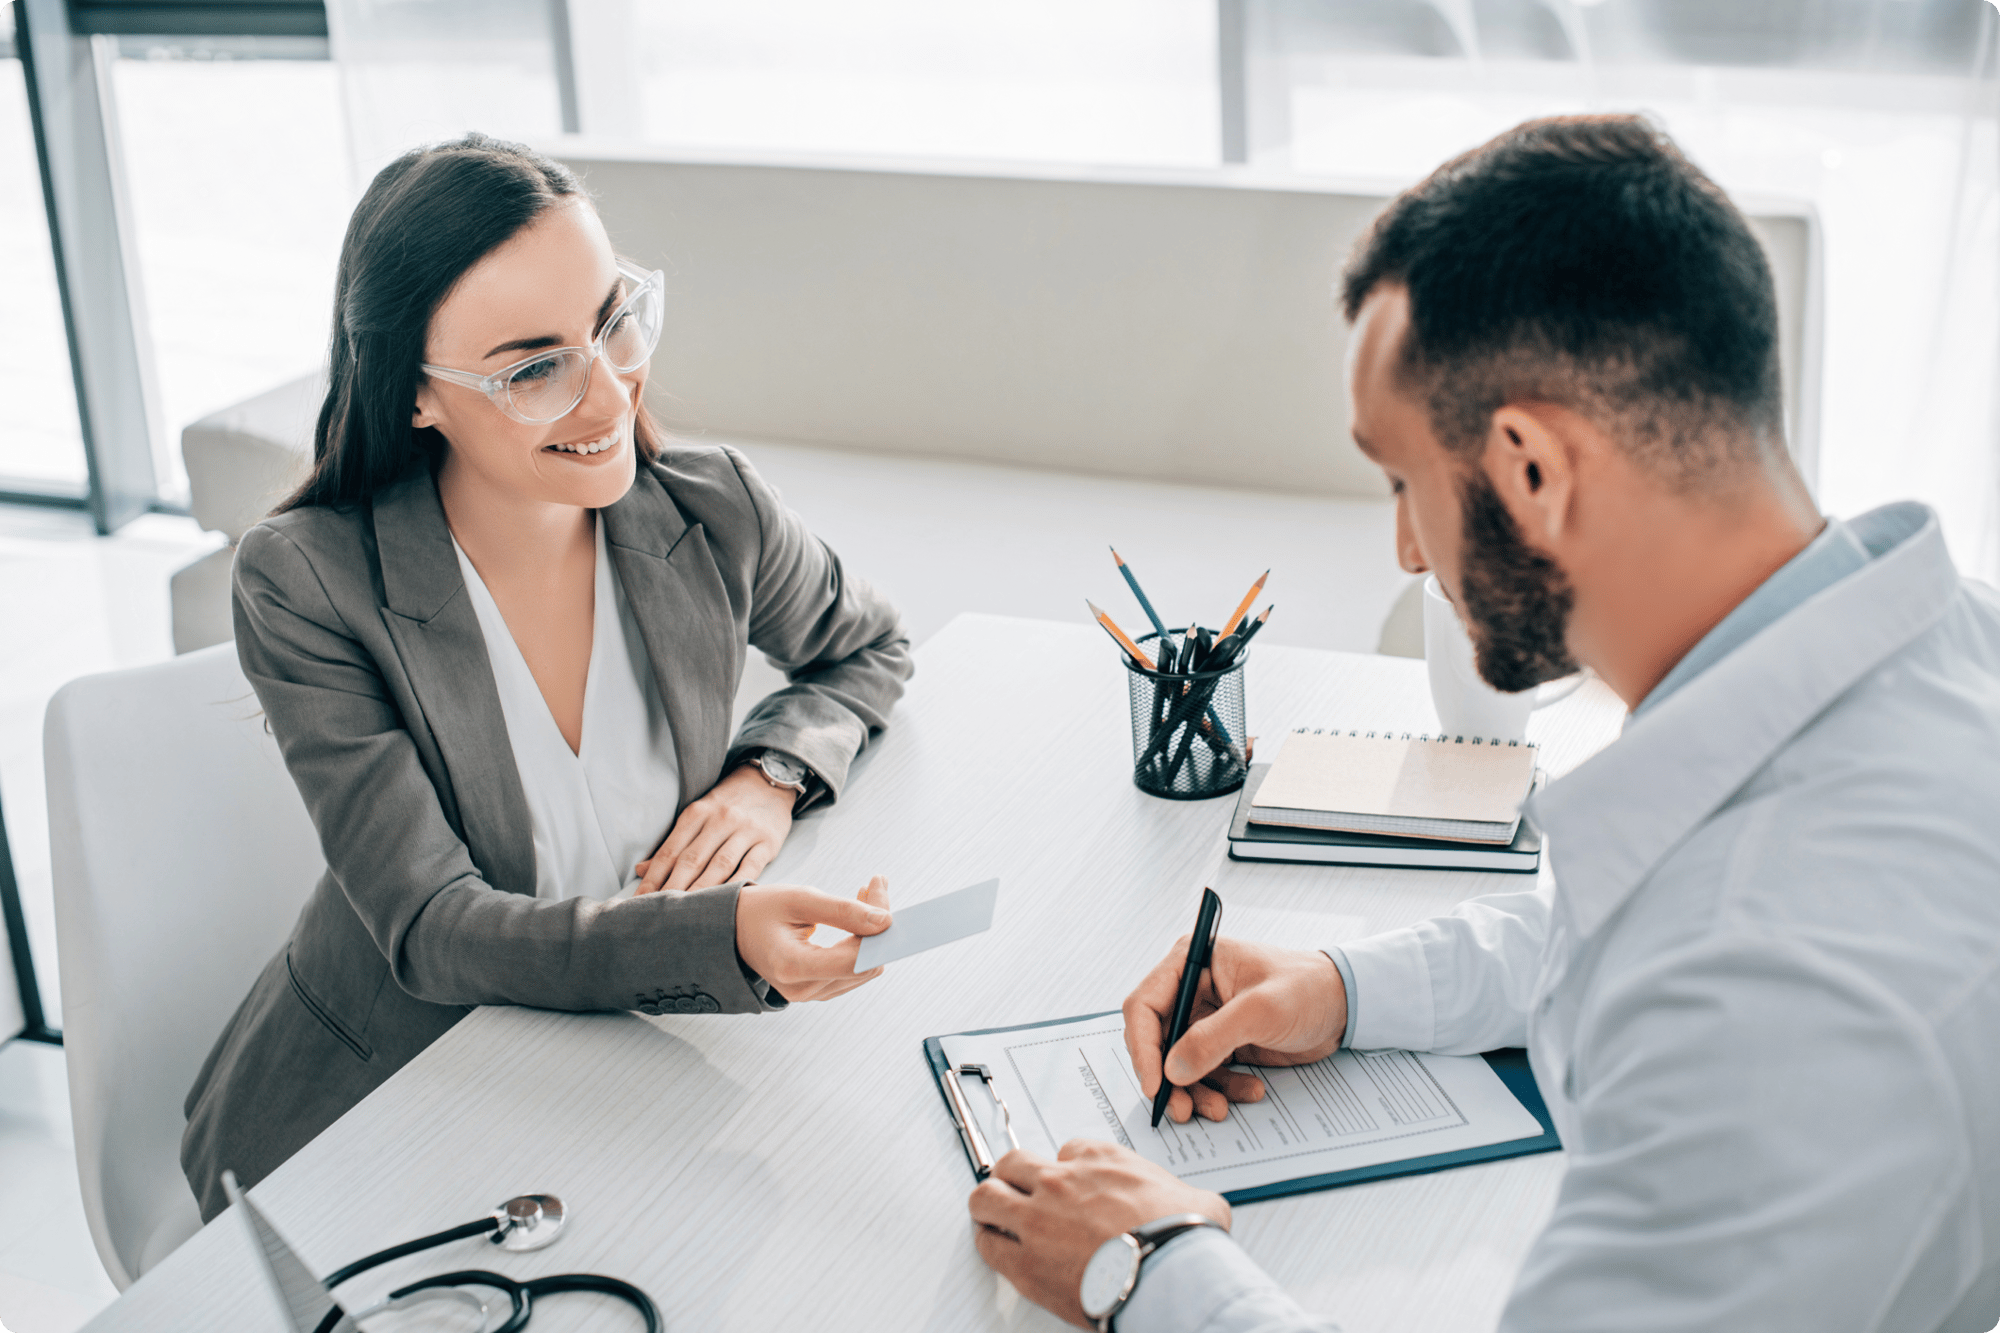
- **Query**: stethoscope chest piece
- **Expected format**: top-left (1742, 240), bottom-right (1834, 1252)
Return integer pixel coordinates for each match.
top-left (490, 1194), bottom-right (566, 1251)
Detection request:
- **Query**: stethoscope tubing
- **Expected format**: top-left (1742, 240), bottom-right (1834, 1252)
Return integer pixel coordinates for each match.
top-left (315, 1221), bottom-right (661, 1333)
top-left (390, 1270), bottom-right (661, 1333)
top-left (320, 1216), bottom-right (501, 1291)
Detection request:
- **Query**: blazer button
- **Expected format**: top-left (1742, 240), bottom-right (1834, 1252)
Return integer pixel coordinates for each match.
top-left (636, 987), bottom-right (718, 1016)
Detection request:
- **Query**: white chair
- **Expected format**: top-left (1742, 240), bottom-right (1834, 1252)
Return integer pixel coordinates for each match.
top-left (44, 643), bottom-right (324, 1289)
top-left (171, 372), bottom-right (320, 654)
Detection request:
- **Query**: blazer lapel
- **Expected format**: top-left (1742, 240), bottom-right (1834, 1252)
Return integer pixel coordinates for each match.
top-left (602, 467), bottom-right (742, 810)
top-left (371, 470), bottom-right (539, 899)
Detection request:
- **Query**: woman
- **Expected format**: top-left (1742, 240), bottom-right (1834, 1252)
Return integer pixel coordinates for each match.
top-left (181, 134), bottom-right (912, 1220)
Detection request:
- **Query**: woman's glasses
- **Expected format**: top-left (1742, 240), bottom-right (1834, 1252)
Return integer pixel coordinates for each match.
top-left (422, 259), bottom-right (665, 425)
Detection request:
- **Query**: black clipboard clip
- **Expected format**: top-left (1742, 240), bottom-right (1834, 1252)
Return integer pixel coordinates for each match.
top-left (939, 1062), bottom-right (1021, 1179)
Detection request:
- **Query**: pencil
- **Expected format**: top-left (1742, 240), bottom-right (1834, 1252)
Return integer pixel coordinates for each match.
top-left (1086, 599), bottom-right (1156, 671)
top-left (1224, 604), bottom-right (1272, 660)
top-left (1218, 570), bottom-right (1270, 638)
top-left (1111, 547), bottom-right (1172, 643)
top-left (1213, 605), bottom-right (1273, 668)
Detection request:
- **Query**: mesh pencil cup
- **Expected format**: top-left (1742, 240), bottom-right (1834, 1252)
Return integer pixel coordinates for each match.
top-left (1125, 630), bottom-right (1249, 800)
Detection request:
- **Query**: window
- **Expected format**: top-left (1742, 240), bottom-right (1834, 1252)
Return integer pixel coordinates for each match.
top-left (626, 0), bottom-right (1218, 168)
top-left (108, 44), bottom-right (350, 500)
top-left (0, 7), bottom-right (90, 498)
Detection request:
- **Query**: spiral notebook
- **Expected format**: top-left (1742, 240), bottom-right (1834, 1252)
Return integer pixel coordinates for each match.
top-left (1248, 729), bottom-right (1539, 845)
top-left (1230, 764), bottom-right (1544, 872)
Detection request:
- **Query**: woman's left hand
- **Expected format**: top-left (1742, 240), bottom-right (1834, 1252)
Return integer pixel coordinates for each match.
top-left (635, 763), bottom-right (796, 894)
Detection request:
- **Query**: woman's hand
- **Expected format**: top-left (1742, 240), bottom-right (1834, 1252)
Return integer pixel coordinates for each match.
top-left (737, 876), bottom-right (893, 1002)
top-left (636, 763), bottom-right (796, 894)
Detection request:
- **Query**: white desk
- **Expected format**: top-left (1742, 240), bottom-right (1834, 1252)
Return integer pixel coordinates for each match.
top-left (86, 613), bottom-right (1625, 1333)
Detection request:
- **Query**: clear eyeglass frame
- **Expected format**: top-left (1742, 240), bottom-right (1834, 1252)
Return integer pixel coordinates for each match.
top-left (421, 258), bottom-right (665, 425)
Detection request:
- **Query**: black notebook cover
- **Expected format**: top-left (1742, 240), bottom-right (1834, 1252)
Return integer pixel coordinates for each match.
top-left (924, 1013), bottom-right (1560, 1206)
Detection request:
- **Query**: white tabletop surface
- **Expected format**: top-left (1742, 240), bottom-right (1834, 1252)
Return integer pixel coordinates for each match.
top-left (86, 613), bottom-right (1627, 1333)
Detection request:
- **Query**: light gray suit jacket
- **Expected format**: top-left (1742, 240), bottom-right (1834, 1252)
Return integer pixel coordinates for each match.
top-left (181, 444), bottom-right (911, 1220)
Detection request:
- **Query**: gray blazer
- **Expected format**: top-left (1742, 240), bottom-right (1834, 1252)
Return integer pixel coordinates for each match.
top-left (181, 444), bottom-right (911, 1220)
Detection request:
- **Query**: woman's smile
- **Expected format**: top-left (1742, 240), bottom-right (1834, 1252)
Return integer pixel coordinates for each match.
top-left (543, 423), bottom-right (625, 461)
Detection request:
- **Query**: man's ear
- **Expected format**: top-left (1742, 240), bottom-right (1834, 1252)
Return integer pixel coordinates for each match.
top-left (1483, 403), bottom-right (1577, 546)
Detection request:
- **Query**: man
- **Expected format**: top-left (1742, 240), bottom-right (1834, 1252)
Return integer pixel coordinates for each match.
top-left (966, 115), bottom-right (2000, 1331)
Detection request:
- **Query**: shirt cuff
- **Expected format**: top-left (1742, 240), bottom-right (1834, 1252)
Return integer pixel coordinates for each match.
top-left (1330, 927), bottom-right (1434, 1052)
top-left (1113, 1228), bottom-right (1338, 1333)
top-left (1321, 948), bottom-right (1356, 1048)
top-left (737, 951), bottom-right (789, 1010)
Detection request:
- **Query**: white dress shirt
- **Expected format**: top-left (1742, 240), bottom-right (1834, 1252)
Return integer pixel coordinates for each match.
top-left (452, 514), bottom-right (681, 900)
top-left (1121, 502), bottom-right (2000, 1333)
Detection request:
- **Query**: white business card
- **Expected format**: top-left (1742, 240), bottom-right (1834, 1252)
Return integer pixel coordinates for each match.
top-left (854, 878), bottom-right (1000, 972)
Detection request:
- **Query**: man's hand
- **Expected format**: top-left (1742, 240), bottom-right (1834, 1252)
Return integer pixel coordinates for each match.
top-left (735, 876), bottom-right (891, 1002)
top-left (967, 1141), bottom-right (1230, 1328)
top-left (1125, 937), bottom-right (1348, 1124)
top-left (636, 763), bottom-right (795, 895)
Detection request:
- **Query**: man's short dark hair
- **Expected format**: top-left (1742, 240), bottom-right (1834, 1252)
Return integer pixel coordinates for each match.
top-left (1341, 115), bottom-right (1785, 484)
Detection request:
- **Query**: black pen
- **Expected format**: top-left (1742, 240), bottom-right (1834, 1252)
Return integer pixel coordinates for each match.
top-left (1151, 887), bottom-right (1224, 1128)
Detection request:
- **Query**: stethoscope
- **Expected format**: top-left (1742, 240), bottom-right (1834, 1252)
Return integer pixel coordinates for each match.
top-left (318, 1194), bottom-right (660, 1332)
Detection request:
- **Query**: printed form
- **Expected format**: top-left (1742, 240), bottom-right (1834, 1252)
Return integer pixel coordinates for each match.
top-left (942, 1016), bottom-right (1542, 1196)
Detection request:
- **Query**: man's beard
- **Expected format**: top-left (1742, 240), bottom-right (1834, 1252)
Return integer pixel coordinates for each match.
top-left (1455, 469), bottom-right (1580, 693)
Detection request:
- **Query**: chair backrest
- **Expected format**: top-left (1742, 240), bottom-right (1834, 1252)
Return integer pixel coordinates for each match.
top-left (558, 145), bottom-right (1823, 495)
top-left (44, 643), bottom-right (323, 1288)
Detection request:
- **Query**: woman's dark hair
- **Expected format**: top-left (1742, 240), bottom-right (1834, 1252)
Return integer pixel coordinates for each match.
top-left (277, 132), bottom-right (659, 513)
top-left (1342, 114), bottom-right (1785, 486)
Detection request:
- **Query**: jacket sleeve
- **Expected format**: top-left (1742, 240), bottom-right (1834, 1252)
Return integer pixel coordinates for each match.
top-left (717, 445), bottom-right (913, 806)
top-left (1335, 883), bottom-right (1551, 1054)
top-left (232, 521), bottom-right (778, 1014)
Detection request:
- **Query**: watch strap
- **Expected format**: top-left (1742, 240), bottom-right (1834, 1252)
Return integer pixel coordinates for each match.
top-left (1131, 1212), bottom-right (1221, 1255)
top-left (1092, 1214), bottom-right (1222, 1331)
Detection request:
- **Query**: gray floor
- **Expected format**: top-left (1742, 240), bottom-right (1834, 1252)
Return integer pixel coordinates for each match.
top-left (0, 441), bottom-right (1404, 1330)
top-left (0, 1040), bottom-right (111, 1333)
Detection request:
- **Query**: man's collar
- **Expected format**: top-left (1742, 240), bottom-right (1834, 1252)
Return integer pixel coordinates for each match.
top-left (1632, 516), bottom-right (1872, 718)
top-left (1528, 502), bottom-right (1954, 940)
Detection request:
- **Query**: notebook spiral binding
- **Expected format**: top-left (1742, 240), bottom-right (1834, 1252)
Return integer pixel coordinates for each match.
top-left (1292, 726), bottom-right (1539, 748)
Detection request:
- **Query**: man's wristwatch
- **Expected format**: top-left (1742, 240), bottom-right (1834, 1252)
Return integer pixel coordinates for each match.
top-left (1079, 1212), bottom-right (1222, 1332)
top-left (744, 749), bottom-right (811, 800)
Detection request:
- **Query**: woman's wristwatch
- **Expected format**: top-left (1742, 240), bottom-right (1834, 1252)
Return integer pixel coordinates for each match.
top-left (744, 749), bottom-right (816, 803)
top-left (1079, 1212), bottom-right (1223, 1332)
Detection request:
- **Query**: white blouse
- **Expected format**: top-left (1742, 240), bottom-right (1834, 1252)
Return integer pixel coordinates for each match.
top-left (451, 515), bottom-right (680, 900)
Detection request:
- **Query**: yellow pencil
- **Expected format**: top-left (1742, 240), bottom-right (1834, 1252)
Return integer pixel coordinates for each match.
top-left (1218, 570), bottom-right (1270, 638)
top-left (1085, 598), bottom-right (1156, 670)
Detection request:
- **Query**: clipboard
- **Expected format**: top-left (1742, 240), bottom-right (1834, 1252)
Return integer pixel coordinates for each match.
top-left (924, 1012), bottom-right (1560, 1206)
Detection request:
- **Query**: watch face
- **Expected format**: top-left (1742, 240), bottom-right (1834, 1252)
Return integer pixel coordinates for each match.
top-left (1079, 1234), bottom-right (1141, 1320)
top-left (759, 753), bottom-right (807, 786)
